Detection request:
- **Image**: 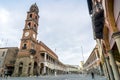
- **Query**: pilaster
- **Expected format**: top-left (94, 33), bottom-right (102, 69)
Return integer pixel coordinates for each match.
top-left (108, 50), bottom-right (120, 80)
top-left (105, 56), bottom-right (114, 80)
top-left (112, 31), bottom-right (120, 54)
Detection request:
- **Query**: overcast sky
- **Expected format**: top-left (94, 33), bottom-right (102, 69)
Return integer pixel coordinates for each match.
top-left (0, 0), bottom-right (96, 65)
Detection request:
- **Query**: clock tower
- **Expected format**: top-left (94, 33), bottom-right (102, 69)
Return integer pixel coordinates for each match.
top-left (20, 3), bottom-right (39, 52)
top-left (13, 3), bottom-right (39, 76)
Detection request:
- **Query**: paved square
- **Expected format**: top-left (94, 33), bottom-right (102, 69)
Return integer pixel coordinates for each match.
top-left (0, 74), bottom-right (107, 80)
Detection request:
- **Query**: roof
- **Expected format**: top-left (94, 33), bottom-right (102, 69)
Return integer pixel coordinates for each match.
top-left (39, 41), bottom-right (58, 59)
top-left (0, 47), bottom-right (18, 49)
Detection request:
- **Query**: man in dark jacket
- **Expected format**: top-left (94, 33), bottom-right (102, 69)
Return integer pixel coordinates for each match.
top-left (91, 72), bottom-right (94, 79)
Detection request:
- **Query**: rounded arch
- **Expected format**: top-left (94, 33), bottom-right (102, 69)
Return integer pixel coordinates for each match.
top-left (30, 14), bottom-right (32, 18)
top-left (33, 62), bottom-right (38, 75)
top-left (35, 16), bottom-right (37, 20)
top-left (18, 62), bottom-right (23, 76)
top-left (29, 63), bottom-right (32, 66)
top-left (19, 62), bottom-right (23, 66)
top-left (33, 24), bottom-right (37, 30)
top-left (40, 63), bottom-right (44, 75)
top-left (27, 22), bottom-right (31, 28)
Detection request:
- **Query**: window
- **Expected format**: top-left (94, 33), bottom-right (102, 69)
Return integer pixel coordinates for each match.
top-left (31, 43), bottom-right (34, 49)
top-left (33, 24), bottom-right (36, 30)
top-left (22, 44), bottom-right (27, 49)
top-left (19, 62), bottom-right (23, 66)
top-left (35, 16), bottom-right (37, 20)
top-left (27, 22), bottom-right (31, 28)
top-left (2, 51), bottom-right (5, 57)
top-left (30, 14), bottom-right (32, 18)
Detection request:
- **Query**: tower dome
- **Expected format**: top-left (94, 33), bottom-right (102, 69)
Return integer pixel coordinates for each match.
top-left (29, 3), bottom-right (39, 13)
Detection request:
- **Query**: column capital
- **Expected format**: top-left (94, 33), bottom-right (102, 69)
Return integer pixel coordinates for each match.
top-left (112, 31), bottom-right (120, 39)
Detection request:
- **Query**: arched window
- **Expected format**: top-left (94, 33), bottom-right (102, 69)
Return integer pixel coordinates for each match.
top-left (29, 63), bottom-right (31, 66)
top-left (31, 43), bottom-right (34, 49)
top-left (35, 16), bottom-right (37, 20)
top-left (33, 24), bottom-right (36, 30)
top-left (22, 44), bottom-right (27, 49)
top-left (2, 51), bottom-right (5, 57)
top-left (19, 62), bottom-right (23, 66)
top-left (19, 62), bottom-right (23, 76)
top-left (27, 22), bottom-right (31, 28)
top-left (30, 14), bottom-right (32, 18)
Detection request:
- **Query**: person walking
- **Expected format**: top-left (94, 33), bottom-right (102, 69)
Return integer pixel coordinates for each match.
top-left (91, 72), bottom-right (94, 79)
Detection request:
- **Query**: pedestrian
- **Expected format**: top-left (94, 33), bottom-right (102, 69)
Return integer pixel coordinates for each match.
top-left (36, 72), bottom-right (38, 77)
top-left (91, 72), bottom-right (94, 79)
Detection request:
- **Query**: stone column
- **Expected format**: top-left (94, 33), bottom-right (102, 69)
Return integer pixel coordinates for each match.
top-left (12, 63), bottom-right (19, 76)
top-left (44, 53), bottom-right (47, 62)
top-left (112, 32), bottom-right (120, 55)
top-left (30, 56), bottom-right (34, 76)
top-left (108, 50), bottom-right (120, 80)
top-left (43, 53), bottom-right (47, 74)
top-left (21, 63), bottom-right (28, 76)
top-left (30, 62), bottom-right (34, 76)
top-left (105, 56), bottom-right (114, 80)
top-left (96, 39), bottom-right (110, 79)
top-left (43, 66), bottom-right (46, 74)
top-left (38, 64), bottom-right (40, 75)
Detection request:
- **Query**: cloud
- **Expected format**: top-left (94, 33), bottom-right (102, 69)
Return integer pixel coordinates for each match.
top-left (0, 7), bottom-right (25, 47)
top-left (0, 0), bottom-right (96, 65)
top-left (0, 8), bottom-right (10, 24)
top-left (36, 1), bottom-right (96, 65)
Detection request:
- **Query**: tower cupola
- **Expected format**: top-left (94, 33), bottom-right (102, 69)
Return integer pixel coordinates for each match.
top-left (29, 3), bottom-right (39, 13)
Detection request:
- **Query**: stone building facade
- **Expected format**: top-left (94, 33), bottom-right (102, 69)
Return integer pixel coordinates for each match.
top-left (83, 45), bottom-right (103, 75)
top-left (87, 0), bottom-right (120, 80)
top-left (0, 47), bottom-right (18, 76)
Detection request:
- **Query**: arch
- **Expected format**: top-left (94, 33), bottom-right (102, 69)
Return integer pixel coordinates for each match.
top-left (30, 14), bottom-right (32, 18)
top-left (19, 62), bottom-right (23, 65)
top-left (33, 24), bottom-right (36, 30)
top-left (29, 63), bottom-right (32, 66)
top-left (35, 16), bottom-right (37, 20)
top-left (18, 62), bottom-right (23, 76)
top-left (33, 62), bottom-right (38, 75)
top-left (105, 0), bottom-right (118, 33)
top-left (27, 22), bottom-right (31, 28)
top-left (40, 63), bottom-right (44, 75)
top-left (22, 43), bottom-right (27, 49)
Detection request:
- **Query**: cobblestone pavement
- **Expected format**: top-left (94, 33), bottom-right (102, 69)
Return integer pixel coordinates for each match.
top-left (0, 74), bottom-right (107, 80)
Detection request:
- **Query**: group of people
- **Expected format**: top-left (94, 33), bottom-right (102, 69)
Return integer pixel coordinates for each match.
top-left (0, 69), bottom-right (8, 78)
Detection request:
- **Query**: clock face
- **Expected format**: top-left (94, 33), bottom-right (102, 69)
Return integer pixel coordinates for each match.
top-left (25, 32), bottom-right (29, 37)
top-left (33, 34), bottom-right (35, 38)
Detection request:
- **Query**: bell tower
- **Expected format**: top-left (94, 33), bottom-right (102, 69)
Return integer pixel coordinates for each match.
top-left (13, 3), bottom-right (39, 77)
top-left (20, 3), bottom-right (39, 52)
